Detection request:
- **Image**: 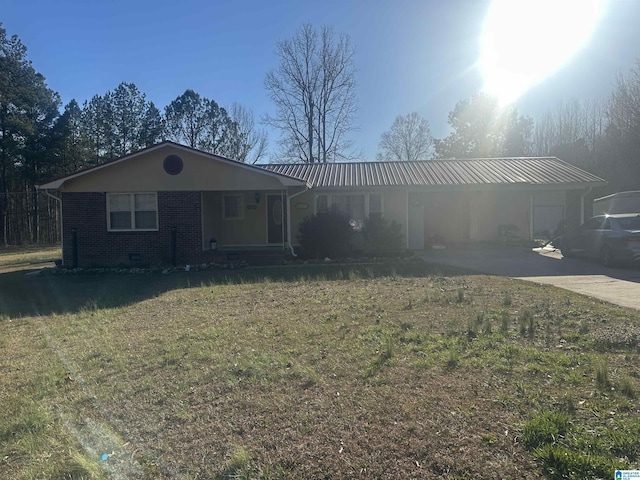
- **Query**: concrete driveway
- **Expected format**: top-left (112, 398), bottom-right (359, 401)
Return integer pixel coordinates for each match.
top-left (422, 244), bottom-right (640, 310)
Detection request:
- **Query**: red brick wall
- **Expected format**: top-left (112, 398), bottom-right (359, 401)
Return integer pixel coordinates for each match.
top-left (61, 191), bottom-right (207, 267)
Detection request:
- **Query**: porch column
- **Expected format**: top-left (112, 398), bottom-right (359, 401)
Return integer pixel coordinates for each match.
top-left (529, 193), bottom-right (534, 240)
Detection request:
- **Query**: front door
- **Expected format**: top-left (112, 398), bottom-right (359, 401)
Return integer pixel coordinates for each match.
top-left (267, 194), bottom-right (287, 244)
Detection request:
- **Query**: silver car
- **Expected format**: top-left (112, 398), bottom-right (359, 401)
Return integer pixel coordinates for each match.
top-left (560, 214), bottom-right (640, 266)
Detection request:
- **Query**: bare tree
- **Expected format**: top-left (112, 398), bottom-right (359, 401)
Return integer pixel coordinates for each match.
top-left (229, 103), bottom-right (268, 164)
top-left (583, 98), bottom-right (607, 150)
top-left (264, 23), bottom-right (357, 163)
top-left (377, 112), bottom-right (433, 161)
top-left (532, 99), bottom-right (608, 156)
top-left (601, 60), bottom-right (640, 191)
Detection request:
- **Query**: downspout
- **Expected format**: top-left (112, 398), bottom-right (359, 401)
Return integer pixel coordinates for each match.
top-left (286, 183), bottom-right (310, 257)
top-left (580, 186), bottom-right (593, 224)
top-left (281, 189), bottom-right (285, 251)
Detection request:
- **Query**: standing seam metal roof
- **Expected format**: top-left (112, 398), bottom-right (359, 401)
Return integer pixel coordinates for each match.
top-left (261, 157), bottom-right (605, 188)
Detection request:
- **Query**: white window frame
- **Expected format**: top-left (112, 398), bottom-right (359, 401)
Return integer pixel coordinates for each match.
top-left (106, 192), bottom-right (158, 232)
top-left (223, 194), bottom-right (244, 220)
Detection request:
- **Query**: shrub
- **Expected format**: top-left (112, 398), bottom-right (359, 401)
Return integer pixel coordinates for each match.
top-left (523, 410), bottom-right (571, 449)
top-left (297, 209), bottom-right (353, 259)
top-left (595, 359), bottom-right (609, 391)
top-left (534, 444), bottom-right (613, 479)
top-left (362, 215), bottom-right (404, 257)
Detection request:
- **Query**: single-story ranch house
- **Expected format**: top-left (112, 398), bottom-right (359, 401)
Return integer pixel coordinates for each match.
top-left (38, 141), bottom-right (605, 268)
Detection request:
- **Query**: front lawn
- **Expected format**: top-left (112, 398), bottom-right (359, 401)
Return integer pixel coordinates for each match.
top-left (0, 245), bottom-right (60, 272)
top-left (0, 261), bottom-right (638, 479)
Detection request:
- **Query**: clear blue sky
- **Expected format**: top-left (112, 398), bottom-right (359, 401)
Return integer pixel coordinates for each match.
top-left (4, 0), bottom-right (640, 160)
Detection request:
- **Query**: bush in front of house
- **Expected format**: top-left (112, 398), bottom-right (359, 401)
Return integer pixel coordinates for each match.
top-left (362, 215), bottom-right (404, 257)
top-left (298, 210), bottom-right (353, 259)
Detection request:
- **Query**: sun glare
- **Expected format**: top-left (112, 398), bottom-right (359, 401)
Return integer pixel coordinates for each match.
top-left (481, 0), bottom-right (607, 105)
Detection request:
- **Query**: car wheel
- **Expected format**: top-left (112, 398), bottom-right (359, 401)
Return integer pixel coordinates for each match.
top-left (600, 245), bottom-right (613, 267)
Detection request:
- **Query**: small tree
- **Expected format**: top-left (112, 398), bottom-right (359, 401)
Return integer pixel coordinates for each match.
top-left (377, 112), bottom-right (434, 161)
top-left (297, 210), bottom-right (353, 259)
top-left (362, 216), bottom-right (404, 256)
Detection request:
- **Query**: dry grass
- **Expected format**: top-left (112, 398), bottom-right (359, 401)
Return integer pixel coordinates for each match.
top-left (0, 245), bottom-right (60, 272)
top-left (1, 259), bottom-right (639, 479)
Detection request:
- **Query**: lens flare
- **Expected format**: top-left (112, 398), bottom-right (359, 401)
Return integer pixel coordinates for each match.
top-left (481, 0), bottom-right (607, 105)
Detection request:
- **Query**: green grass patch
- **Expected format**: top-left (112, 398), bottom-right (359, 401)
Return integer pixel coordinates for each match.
top-left (1, 252), bottom-right (639, 478)
top-left (0, 245), bottom-right (60, 269)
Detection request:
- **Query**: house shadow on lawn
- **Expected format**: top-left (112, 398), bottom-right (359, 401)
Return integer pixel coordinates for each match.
top-left (0, 260), bottom-right (462, 319)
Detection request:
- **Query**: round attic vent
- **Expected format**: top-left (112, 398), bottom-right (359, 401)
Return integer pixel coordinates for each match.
top-left (163, 154), bottom-right (183, 175)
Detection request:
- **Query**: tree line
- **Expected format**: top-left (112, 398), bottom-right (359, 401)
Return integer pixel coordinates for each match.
top-left (2, 20), bottom-right (640, 245)
top-left (377, 68), bottom-right (640, 201)
top-left (0, 22), bottom-right (267, 245)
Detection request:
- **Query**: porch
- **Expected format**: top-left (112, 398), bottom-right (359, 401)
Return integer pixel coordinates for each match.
top-left (200, 190), bottom-right (289, 252)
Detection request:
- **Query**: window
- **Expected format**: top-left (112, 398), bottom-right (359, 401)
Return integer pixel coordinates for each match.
top-left (316, 193), bottom-right (382, 230)
top-left (107, 193), bottom-right (158, 231)
top-left (316, 195), bottom-right (329, 214)
top-left (369, 193), bottom-right (383, 220)
top-left (223, 194), bottom-right (244, 219)
top-left (333, 194), bottom-right (365, 229)
top-left (163, 154), bottom-right (183, 175)
top-left (616, 216), bottom-right (640, 230)
top-left (582, 216), bottom-right (605, 230)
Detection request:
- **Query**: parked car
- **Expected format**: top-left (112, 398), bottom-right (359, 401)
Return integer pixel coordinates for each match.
top-left (559, 214), bottom-right (640, 266)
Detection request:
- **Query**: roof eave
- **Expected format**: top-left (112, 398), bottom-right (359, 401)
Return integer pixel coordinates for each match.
top-left (37, 141), bottom-right (308, 190)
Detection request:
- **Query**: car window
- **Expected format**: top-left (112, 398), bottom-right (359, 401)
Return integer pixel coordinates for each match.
top-left (582, 217), bottom-right (605, 230)
top-left (615, 216), bottom-right (640, 230)
top-left (580, 219), bottom-right (594, 230)
top-left (603, 218), bottom-right (611, 230)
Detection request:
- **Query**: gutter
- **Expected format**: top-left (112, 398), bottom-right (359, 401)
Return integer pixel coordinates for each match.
top-left (38, 186), bottom-right (62, 205)
top-left (286, 183), bottom-right (311, 257)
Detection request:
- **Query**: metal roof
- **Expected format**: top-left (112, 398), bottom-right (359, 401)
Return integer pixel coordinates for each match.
top-left (261, 157), bottom-right (605, 188)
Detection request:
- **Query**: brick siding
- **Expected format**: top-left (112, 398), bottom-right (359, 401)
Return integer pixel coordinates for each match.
top-left (62, 191), bottom-right (207, 267)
